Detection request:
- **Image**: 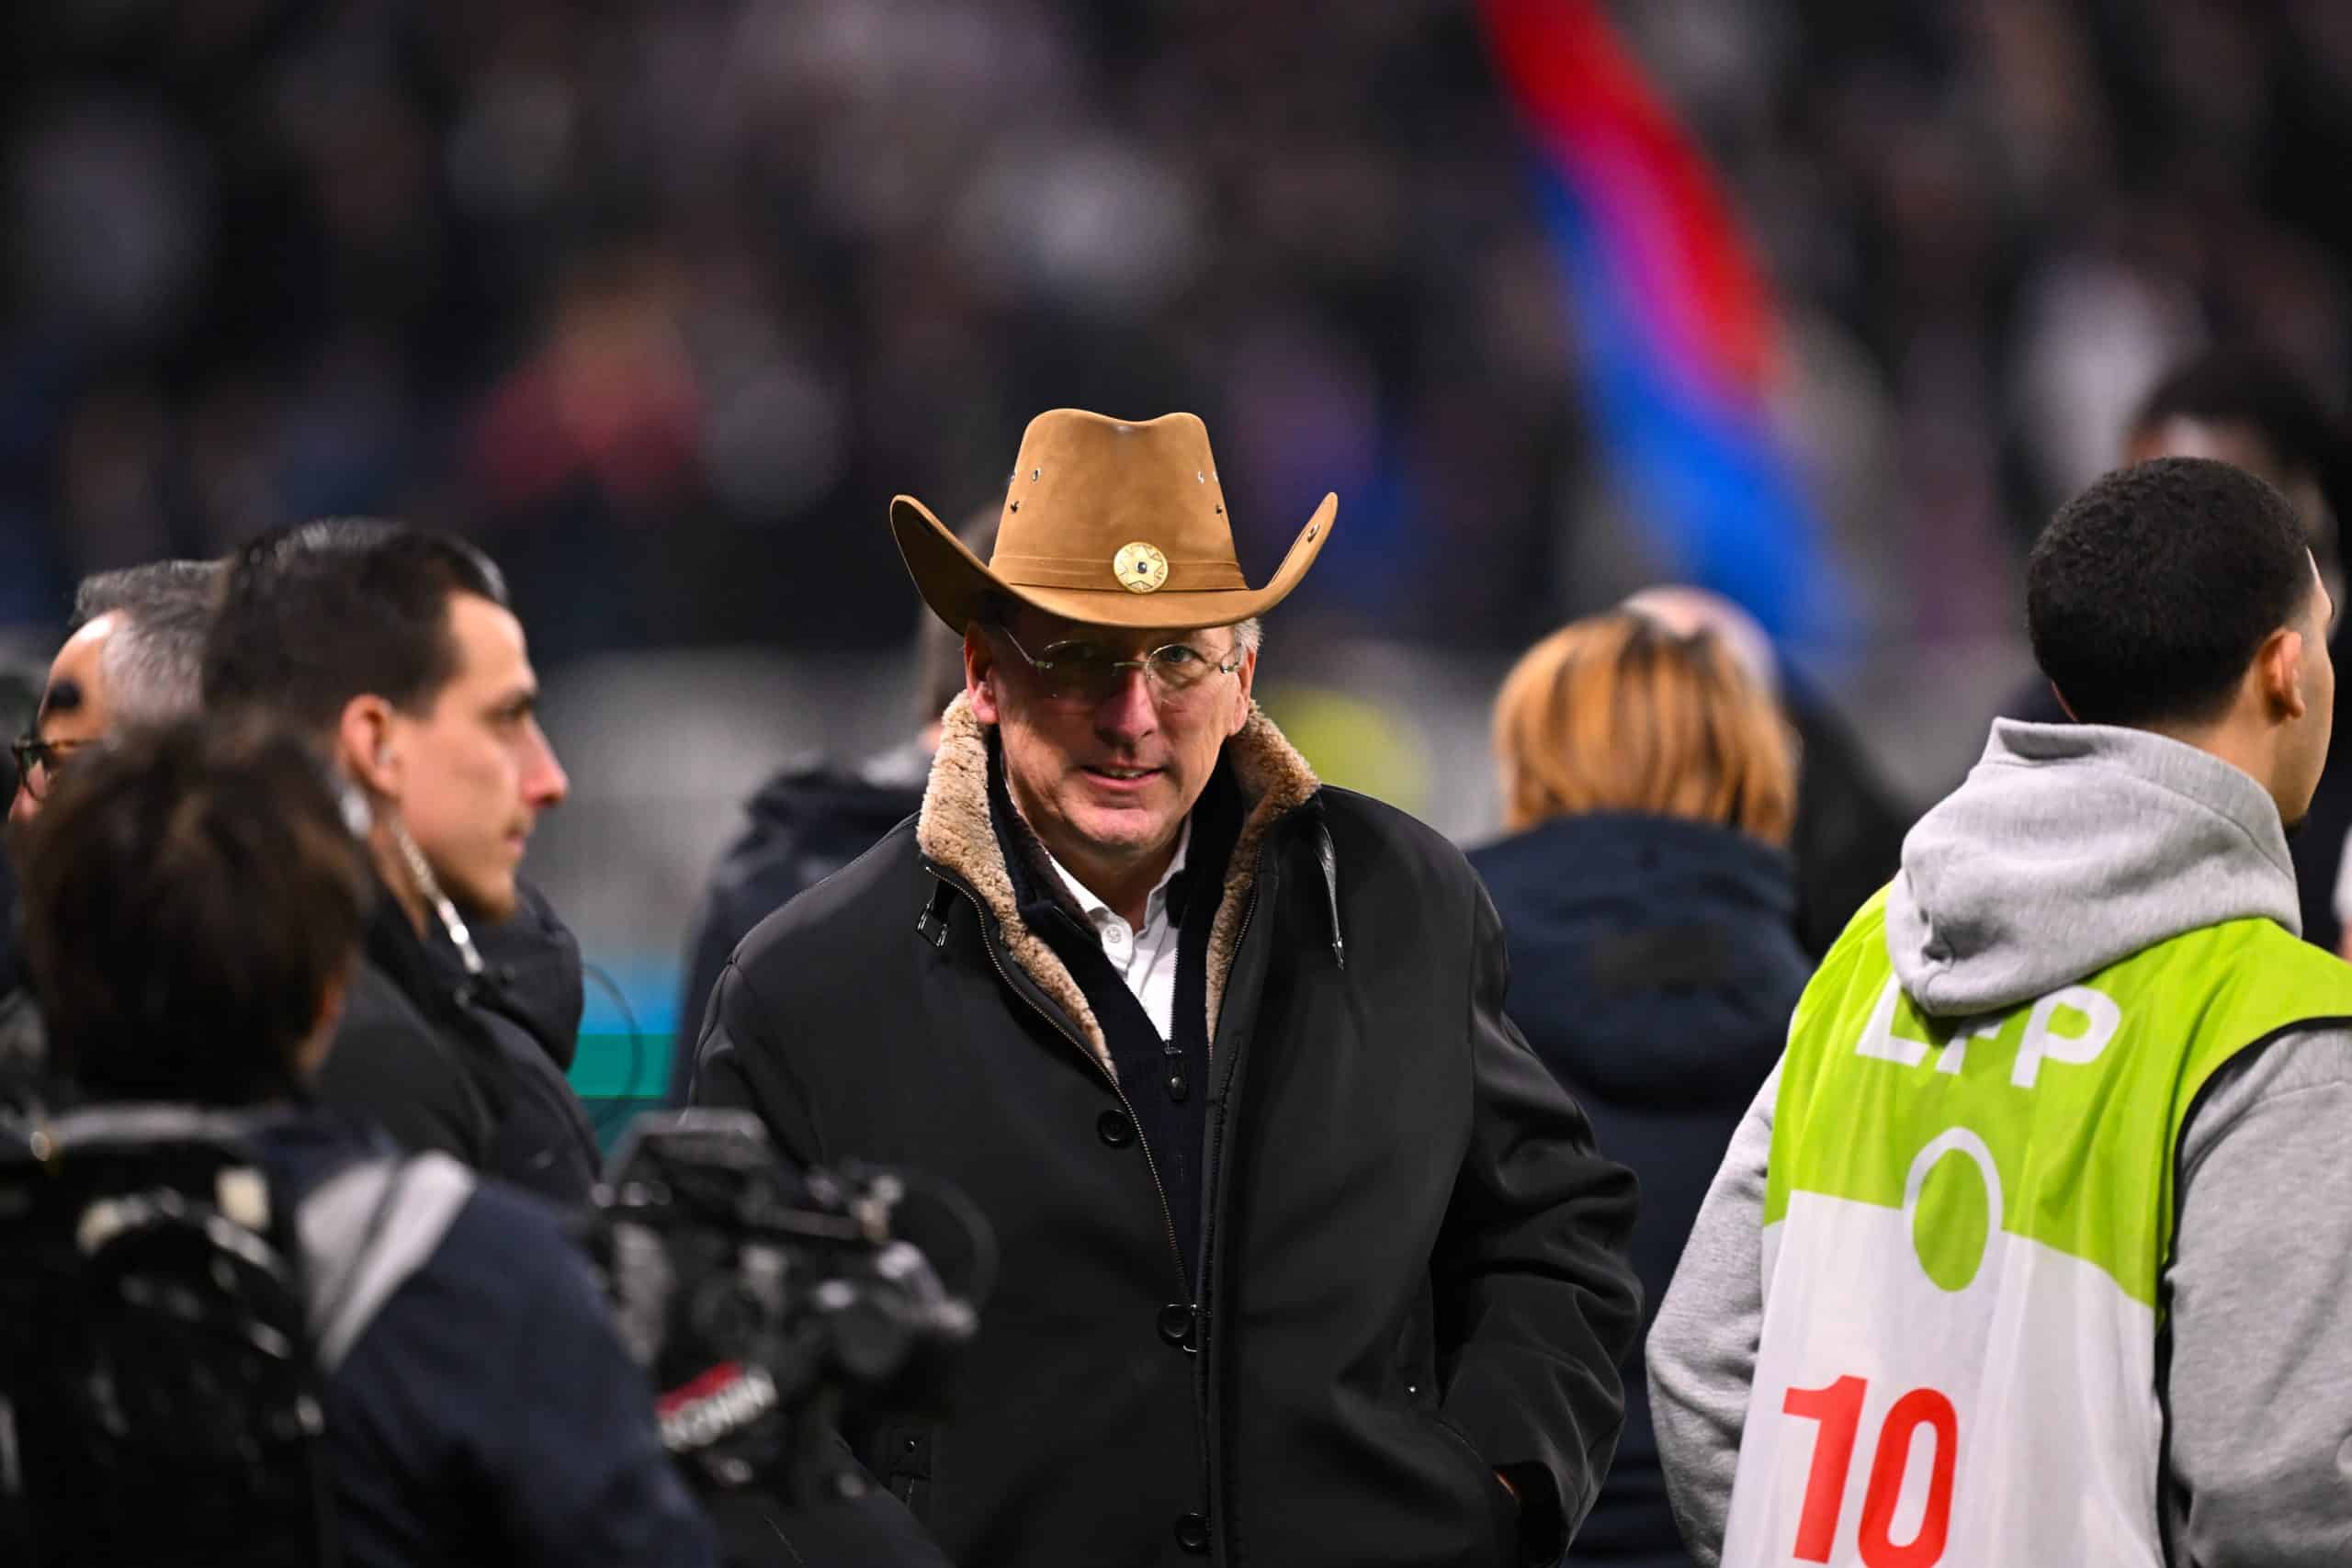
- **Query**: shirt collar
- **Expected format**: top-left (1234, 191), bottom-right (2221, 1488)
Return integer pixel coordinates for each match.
top-left (1046, 818), bottom-right (1192, 930)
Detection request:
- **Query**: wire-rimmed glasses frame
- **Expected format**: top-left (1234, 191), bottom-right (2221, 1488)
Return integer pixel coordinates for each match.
top-left (9, 733), bottom-right (97, 803)
top-left (986, 623), bottom-right (1246, 707)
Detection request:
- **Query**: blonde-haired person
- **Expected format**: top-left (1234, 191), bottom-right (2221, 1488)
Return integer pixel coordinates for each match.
top-left (1467, 607), bottom-right (1810, 1568)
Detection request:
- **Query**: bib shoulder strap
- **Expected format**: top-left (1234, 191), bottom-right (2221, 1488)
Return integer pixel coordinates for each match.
top-left (298, 1150), bottom-right (475, 1375)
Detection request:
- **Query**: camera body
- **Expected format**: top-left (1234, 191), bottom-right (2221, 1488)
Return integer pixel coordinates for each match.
top-left (0, 1110), bottom-right (334, 1568)
top-left (591, 1111), bottom-right (983, 1503)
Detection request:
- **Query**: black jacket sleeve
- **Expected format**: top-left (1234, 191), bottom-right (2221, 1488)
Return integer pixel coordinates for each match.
top-left (318, 967), bottom-right (487, 1165)
top-left (670, 887), bottom-right (746, 1107)
top-left (686, 959), bottom-right (826, 1164)
top-left (1434, 883), bottom-right (1643, 1562)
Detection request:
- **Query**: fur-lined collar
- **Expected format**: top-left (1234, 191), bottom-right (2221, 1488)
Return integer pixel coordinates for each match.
top-left (915, 693), bottom-right (1320, 1074)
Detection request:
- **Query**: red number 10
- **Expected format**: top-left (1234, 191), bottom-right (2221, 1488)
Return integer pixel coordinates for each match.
top-left (1781, 1376), bottom-right (1957, 1566)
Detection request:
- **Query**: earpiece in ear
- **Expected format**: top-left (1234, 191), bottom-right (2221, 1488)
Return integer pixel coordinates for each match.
top-left (376, 745), bottom-right (390, 769)
top-left (336, 779), bottom-right (373, 838)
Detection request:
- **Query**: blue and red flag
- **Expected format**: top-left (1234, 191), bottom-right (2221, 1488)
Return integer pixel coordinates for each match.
top-left (1479, 0), bottom-right (1847, 648)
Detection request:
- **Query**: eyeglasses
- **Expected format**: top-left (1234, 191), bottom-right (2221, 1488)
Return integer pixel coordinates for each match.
top-left (10, 734), bottom-right (96, 803)
top-left (989, 625), bottom-right (1244, 706)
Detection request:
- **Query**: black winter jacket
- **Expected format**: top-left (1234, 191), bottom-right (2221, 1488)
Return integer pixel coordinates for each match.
top-left (1468, 813), bottom-right (1806, 1568)
top-left (692, 698), bottom-right (1642, 1568)
top-left (670, 749), bottom-right (926, 1102)
top-left (319, 877), bottom-right (602, 1211)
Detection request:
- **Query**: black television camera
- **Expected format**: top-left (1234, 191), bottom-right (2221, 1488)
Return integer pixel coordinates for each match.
top-left (0, 1105), bottom-right (984, 1568)
top-left (0, 1108), bottom-right (335, 1568)
top-left (592, 1110), bottom-right (989, 1506)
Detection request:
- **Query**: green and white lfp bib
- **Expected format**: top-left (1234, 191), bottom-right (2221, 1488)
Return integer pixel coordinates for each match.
top-left (1719, 890), bottom-right (2352, 1568)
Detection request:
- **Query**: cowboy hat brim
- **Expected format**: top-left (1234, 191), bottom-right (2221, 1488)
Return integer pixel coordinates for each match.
top-left (890, 491), bottom-right (1336, 634)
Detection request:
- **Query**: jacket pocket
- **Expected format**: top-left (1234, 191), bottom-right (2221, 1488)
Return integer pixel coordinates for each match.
top-left (1425, 1411), bottom-right (1518, 1567)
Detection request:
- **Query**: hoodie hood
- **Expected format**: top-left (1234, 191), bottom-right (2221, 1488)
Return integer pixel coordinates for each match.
top-left (1888, 720), bottom-right (2301, 1018)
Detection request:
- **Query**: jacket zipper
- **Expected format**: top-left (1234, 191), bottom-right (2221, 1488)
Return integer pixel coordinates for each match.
top-left (924, 866), bottom-right (1194, 1308)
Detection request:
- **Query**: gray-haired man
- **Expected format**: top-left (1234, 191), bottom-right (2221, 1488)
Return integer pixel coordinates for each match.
top-left (4, 559), bottom-right (221, 1105)
top-left (10, 560), bottom-right (220, 824)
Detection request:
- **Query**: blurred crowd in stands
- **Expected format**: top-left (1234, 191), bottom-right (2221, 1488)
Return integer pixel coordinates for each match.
top-left (10, 6), bottom-right (2352, 1558)
top-left (6, 0), bottom-right (2351, 673)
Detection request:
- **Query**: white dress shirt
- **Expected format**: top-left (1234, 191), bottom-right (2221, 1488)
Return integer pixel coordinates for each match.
top-left (1046, 821), bottom-right (1192, 1042)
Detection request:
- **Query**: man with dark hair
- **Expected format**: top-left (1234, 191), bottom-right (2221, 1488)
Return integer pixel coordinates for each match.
top-left (2126, 348), bottom-right (2345, 584)
top-left (1654, 457), bottom-right (2352, 1565)
top-left (670, 511), bottom-right (997, 1102)
top-left (2005, 344), bottom-right (2352, 945)
top-left (14, 717), bottom-right (717, 1566)
top-left (2029, 456), bottom-right (2326, 733)
top-left (203, 520), bottom-right (600, 1208)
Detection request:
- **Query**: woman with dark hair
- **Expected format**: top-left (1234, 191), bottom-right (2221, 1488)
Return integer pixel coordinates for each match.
top-left (1468, 609), bottom-right (1810, 1568)
top-left (15, 718), bottom-right (715, 1568)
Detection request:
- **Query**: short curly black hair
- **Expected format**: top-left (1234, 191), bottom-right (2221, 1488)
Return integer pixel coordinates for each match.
top-left (2029, 457), bottom-right (2319, 728)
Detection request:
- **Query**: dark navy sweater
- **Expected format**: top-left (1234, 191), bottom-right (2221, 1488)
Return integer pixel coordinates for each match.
top-left (1470, 813), bottom-right (1809, 1568)
top-left (253, 1110), bottom-right (716, 1567)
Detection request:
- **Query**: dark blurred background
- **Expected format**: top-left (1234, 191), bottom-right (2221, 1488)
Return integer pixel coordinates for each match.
top-left (6, 0), bottom-right (2348, 1085)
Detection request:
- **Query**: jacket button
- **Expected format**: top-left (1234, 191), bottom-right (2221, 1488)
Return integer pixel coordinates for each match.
top-left (1157, 1303), bottom-right (1194, 1348)
top-left (1174, 1510), bottom-right (1210, 1553)
top-left (1096, 1109), bottom-right (1136, 1147)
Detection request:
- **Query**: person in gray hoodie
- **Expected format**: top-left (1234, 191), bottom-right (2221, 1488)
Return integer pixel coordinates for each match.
top-left (1649, 456), bottom-right (2351, 1568)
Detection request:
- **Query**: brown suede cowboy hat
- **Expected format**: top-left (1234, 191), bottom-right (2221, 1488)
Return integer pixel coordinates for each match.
top-left (891, 409), bottom-right (1336, 633)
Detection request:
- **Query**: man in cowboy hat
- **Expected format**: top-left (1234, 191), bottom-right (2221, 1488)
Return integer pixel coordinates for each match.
top-left (688, 410), bottom-right (1641, 1567)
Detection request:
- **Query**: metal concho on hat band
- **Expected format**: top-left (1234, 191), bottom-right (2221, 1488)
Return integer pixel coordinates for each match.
top-left (1114, 541), bottom-right (1170, 594)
